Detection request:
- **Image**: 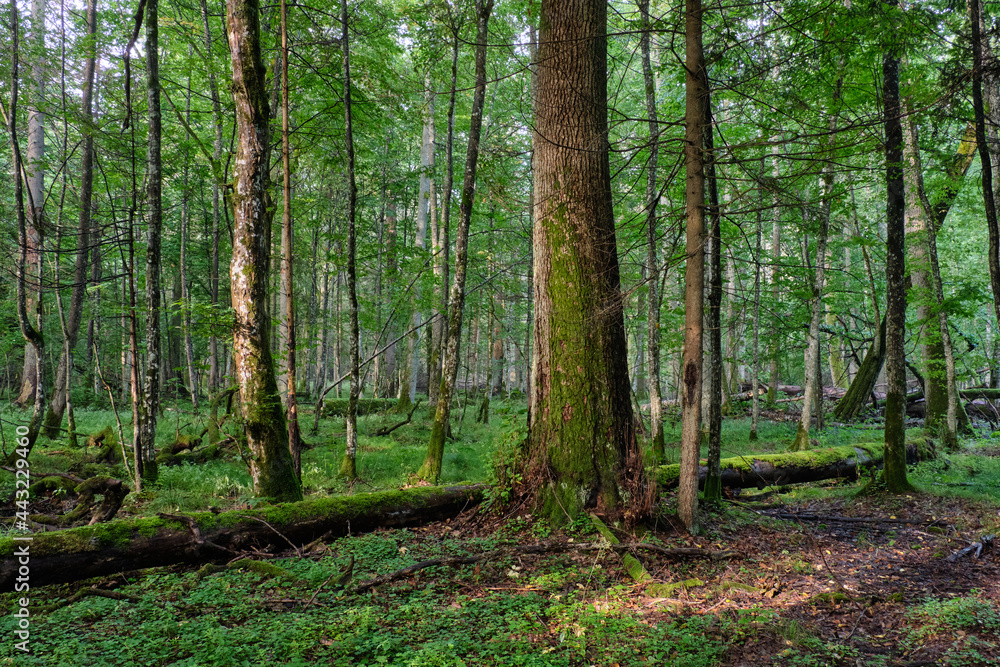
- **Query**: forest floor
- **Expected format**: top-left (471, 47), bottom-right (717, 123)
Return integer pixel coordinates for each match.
top-left (2, 400), bottom-right (1000, 665)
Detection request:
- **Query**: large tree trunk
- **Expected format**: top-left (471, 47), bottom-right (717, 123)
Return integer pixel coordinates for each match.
top-left (639, 0), bottom-right (664, 459)
top-left (0, 485), bottom-right (486, 589)
top-left (339, 0), bottom-right (361, 481)
top-left (525, 0), bottom-right (637, 523)
top-left (420, 0), bottom-right (493, 484)
top-left (882, 22), bottom-right (911, 493)
top-left (679, 0), bottom-right (707, 532)
top-left (226, 0), bottom-right (302, 502)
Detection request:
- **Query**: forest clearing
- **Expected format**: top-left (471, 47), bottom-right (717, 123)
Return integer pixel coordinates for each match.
top-left (3, 0), bottom-right (1000, 664)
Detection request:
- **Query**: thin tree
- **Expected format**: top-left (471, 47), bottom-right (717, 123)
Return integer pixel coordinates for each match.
top-left (881, 5), bottom-right (912, 493)
top-left (639, 0), bottom-right (664, 459)
top-left (226, 0), bottom-right (302, 501)
top-left (679, 0), bottom-right (708, 532)
top-left (419, 0), bottom-right (493, 483)
top-left (280, 0), bottom-right (303, 477)
top-left (339, 0), bottom-right (361, 480)
top-left (42, 0), bottom-right (96, 438)
top-left (4, 0), bottom-right (47, 460)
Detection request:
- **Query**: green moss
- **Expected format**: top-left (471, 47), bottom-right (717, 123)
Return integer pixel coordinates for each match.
top-left (27, 476), bottom-right (78, 496)
top-left (810, 592), bottom-right (851, 605)
top-left (646, 578), bottom-right (705, 597)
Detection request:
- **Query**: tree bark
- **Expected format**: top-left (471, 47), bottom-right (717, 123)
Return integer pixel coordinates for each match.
top-left (139, 0), bottom-right (162, 484)
top-left (639, 0), bottom-right (664, 459)
top-left (679, 0), bottom-right (707, 532)
top-left (280, 0), bottom-right (303, 479)
top-left (420, 0), bottom-right (493, 483)
top-left (226, 0), bottom-right (302, 502)
top-left (339, 0), bottom-right (361, 481)
top-left (525, 0), bottom-right (637, 523)
top-left (881, 23), bottom-right (912, 493)
top-left (704, 98), bottom-right (723, 504)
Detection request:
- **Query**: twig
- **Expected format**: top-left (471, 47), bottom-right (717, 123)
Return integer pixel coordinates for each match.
top-left (235, 514), bottom-right (303, 557)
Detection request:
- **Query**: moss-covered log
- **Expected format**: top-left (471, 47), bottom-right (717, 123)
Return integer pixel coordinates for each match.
top-left (657, 439), bottom-right (935, 491)
top-left (320, 398), bottom-right (396, 417)
top-left (0, 484), bottom-right (484, 589)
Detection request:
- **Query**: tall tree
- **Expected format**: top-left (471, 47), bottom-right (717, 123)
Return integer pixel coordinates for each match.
top-left (639, 0), bottom-right (664, 459)
top-left (41, 0), bottom-right (97, 438)
top-left (419, 0), bottom-right (493, 483)
top-left (139, 0), bottom-right (162, 483)
top-left (5, 0), bottom-right (47, 460)
top-left (280, 0), bottom-right (303, 478)
top-left (881, 2), bottom-right (912, 493)
top-left (339, 0), bottom-right (361, 481)
top-left (14, 0), bottom-right (46, 408)
top-left (226, 0), bottom-right (302, 501)
top-left (522, 0), bottom-right (638, 523)
top-left (679, 0), bottom-right (708, 532)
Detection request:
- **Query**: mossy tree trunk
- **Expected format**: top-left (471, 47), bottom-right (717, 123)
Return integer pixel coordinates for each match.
top-left (339, 0), bottom-right (361, 481)
top-left (226, 0), bottom-right (302, 502)
top-left (524, 0), bottom-right (636, 524)
top-left (832, 316), bottom-right (886, 421)
top-left (881, 31), bottom-right (912, 493)
top-left (420, 0), bottom-right (492, 484)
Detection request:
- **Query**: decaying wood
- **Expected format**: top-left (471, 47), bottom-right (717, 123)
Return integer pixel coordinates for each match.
top-left (761, 512), bottom-right (948, 527)
top-left (946, 534), bottom-right (994, 562)
top-left (658, 440), bottom-right (934, 491)
top-left (0, 484), bottom-right (486, 589)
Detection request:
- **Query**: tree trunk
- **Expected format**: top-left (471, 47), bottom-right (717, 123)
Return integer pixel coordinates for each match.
top-left (42, 0), bottom-right (95, 437)
top-left (524, 0), bottom-right (637, 523)
top-left (679, 0), bottom-right (707, 532)
top-left (7, 0), bottom-right (47, 461)
top-left (199, 0), bottom-right (225, 394)
top-left (420, 0), bottom-right (493, 484)
top-left (339, 0), bottom-right (361, 481)
top-left (0, 485), bottom-right (486, 589)
top-left (639, 0), bottom-right (664, 459)
top-left (881, 25), bottom-right (912, 493)
top-left (15, 0), bottom-right (46, 410)
top-left (280, 0), bottom-right (303, 479)
top-left (226, 0), bottom-right (302, 502)
top-left (704, 98), bottom-right (723, 504)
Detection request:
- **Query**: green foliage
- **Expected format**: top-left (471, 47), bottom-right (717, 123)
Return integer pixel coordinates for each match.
top-left (485, 414), bottom-right (528, 507)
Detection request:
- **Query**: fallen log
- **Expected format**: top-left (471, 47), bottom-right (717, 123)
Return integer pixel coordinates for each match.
top-left (657, 438), bottom-right (935, 491)
top-left (0, 484), bottom-right (485, 590)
